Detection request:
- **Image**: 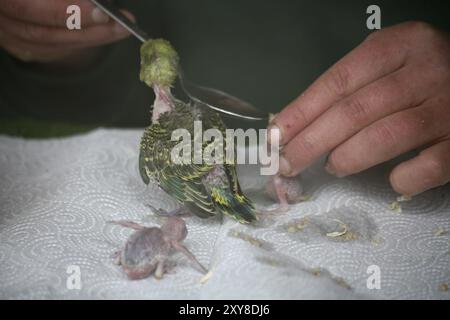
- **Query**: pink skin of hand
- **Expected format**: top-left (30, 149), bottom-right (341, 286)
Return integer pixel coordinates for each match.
top-left (268, 22), bottom-right (450, 197)
top-left (0, 0), bottom-right (134, 65)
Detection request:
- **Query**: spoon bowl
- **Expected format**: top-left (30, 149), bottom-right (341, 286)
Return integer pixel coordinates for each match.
top-left (90, 0), bottom-right (269, 122)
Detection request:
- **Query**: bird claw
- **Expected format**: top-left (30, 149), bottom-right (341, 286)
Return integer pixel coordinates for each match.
top-left (111, 250), bottom-right (122, 265)
top-left (258, 203), bottom-right (290, 215)
top-left (146, 204), bottom-right (190, 217)
top-left (164, 260), bottom-right (177, 274)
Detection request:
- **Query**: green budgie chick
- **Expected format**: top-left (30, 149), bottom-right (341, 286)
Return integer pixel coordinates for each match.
top-left (138, 39), bottom-right (257, 223)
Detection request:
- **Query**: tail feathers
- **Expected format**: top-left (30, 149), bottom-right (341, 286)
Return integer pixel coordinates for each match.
top-left (211, 188), bottom-right (257, 223)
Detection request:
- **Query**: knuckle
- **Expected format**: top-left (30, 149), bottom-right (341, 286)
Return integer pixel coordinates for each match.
top-left (366, 122), bottom-right (397, 147)
top-left (327, 65), bottom-right (351, 98)
top-left (427, 38), bottom-right (450, 68)
top-left (2, 0), bottom-right (27, 17)
top-left (365, 28), bottom-right (382, 42)
top-left (291, 104), bottom-right (309, 125)
top-left (405, 21), bottom-right (447, 50)
top-left (407, 111), bottom-right (428, 134)
top-left (394, 21), bottom-right (447, 55)
top-left (406, 21), bottom-right (436, 37)
top-left (397, 110), bottom-right (430, 139)
top-left (295, 134), bottom-right (316, 155)
top-left (338, 96), bottom-right (369, 127)
top-left (51, 8), bottom-right (65, 26)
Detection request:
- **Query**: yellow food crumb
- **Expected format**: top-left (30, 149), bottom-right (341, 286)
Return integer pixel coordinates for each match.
top-left (286, 217), bottom-right (309, 233)
top-left (249, 239), bottom-right (262, 247)
top-left (264, 258), bottom-right (279, 267)
top-left (434, 227), bottom-right (448, 236)
top-left (299, 195), bottom-right (314, 202)
top-left (229, 230), bottom-right (263, 247)
top-left (341, 231), bottom-right (358, 241)
top-left (439, 283), bottom-right (448, 292)
top-left (230, 230), bottom-right (239, 237)
top-left (389, 201), bottom-right (402, 213)
top-left (389, 195), bottom-right (411, 213)
top-left (311, 268), bottom-right (321, 276)
top-left (334, 277), bottom-right (351, 290)
top-left (371, 238), bottom-right (382, 246)
top-left (397, 195), bottom-right (412, 202)
top-left (287, 226), bottom-right (297, 233)
top-left (296, 217), bottom-right (309, 230)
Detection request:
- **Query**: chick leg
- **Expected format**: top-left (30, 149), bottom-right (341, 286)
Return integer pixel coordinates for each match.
top-left (146, 204), bottom-right (191, 217)
top-left (154, 259), bottom-right (166, 280)
top-left (173, 242), bottom-right (207, 274)
top-left (107, 220), bottom-right (146, 230)
top-left (163, 260), bottom-right (177, 274)
top-left (110, 250), bottom-right (122, 265)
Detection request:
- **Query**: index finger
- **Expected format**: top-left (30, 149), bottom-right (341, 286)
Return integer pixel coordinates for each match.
top-left (270, 23), bottom-right (413, 146)
top-left (0, 0), bottom-right (108, 28)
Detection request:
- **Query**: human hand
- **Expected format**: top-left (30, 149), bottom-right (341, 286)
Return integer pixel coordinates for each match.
top-left (0, 0), bottom-right (134, 63)
top-left (269, 22), bottom-right (450, 197)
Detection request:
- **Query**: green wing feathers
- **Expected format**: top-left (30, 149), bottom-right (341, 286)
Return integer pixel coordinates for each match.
top-left (209, 184), bottom-right (256, 223)
top-left (139, 103), bottom-right (256, 223)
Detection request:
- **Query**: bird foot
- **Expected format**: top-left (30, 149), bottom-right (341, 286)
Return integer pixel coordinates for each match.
top-left (257, 203), bottom-right (290, 217)
top-left (111, 250), bottom-right (122, 265)
top-left (164, 260), bottom-right (177, 274)
top-left (146, 204), bottom-right (191, 217)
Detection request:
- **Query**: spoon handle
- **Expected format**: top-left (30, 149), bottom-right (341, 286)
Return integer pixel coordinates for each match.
top-left (89, 0), bottom-right (149, 43)
top-left (90, 0), bottom-right (268, 122)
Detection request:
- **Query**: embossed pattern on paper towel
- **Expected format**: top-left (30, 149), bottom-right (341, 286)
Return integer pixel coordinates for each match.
top-left (0, 129), bottom-right (449, 299)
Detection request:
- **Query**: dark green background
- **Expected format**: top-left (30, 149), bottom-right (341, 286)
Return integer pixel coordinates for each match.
top-left (0, 0), bottom-right (449, 136)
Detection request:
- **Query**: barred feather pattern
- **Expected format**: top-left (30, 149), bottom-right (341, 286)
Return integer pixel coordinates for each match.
top-left (139, 101), bottom-right (257, 223)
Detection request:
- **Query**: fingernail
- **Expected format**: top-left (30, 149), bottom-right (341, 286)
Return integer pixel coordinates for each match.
top-left (268, 112), bottom-right (278, 123)
top-left (91, 7), bottom-right (109, 24)
top-left (279, 156), bottom-right (292, 176)
top-left (325, 162), bottom-right (336, 175)
top-left (397, 195), bottom-right (412, 202)
top-left (120, 10), bottom-right (136, 23)
top-left (325, 162), bottom-right (344, 177)
top-left (267, 124), bottom-right (282, 146)
top-left (114, 22), bottom-right (130, 35)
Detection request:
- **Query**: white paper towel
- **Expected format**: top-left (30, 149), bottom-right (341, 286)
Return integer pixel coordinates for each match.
top-left (0, 129), bottom-right (449, 299)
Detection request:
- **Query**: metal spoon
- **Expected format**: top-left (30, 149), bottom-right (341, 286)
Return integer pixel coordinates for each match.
top-left (90, 0), bottom-right (268, 121)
